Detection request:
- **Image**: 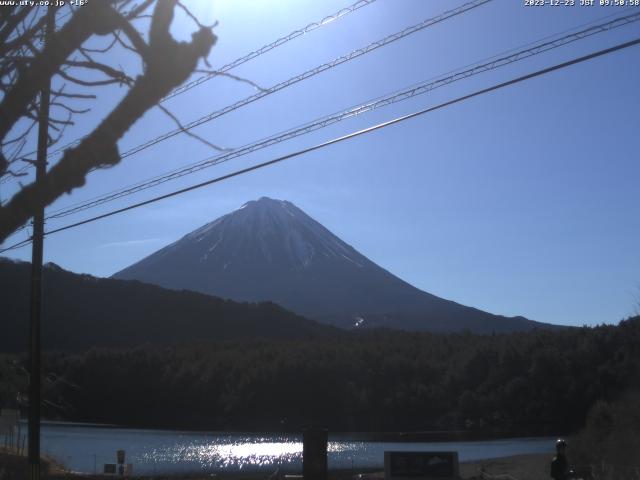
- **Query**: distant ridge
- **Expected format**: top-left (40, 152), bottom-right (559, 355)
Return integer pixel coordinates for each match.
top-left (0, 257), bottom-right (335, 352)
top-left (114, 197), bottom-right (553, 333)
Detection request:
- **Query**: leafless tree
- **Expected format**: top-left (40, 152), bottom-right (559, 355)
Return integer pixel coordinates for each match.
top-left (0, 0), bottom-right (217, 244)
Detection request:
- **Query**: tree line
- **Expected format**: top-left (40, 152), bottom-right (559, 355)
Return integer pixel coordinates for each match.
top-left (1, 316), bottom-right (639, 434)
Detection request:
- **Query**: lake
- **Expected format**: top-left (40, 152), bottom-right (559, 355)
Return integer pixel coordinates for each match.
top-left (35, 422), bottom-right (554, 475)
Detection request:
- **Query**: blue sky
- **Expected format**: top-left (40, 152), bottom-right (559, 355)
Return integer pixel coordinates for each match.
top-left (2, 0), bottom-right (639, 327)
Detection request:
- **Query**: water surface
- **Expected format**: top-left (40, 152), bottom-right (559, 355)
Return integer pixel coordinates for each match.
top-left (38, 422), bottom-right (554, 475)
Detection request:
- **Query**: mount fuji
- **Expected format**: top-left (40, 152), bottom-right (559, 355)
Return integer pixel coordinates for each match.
top-left (113, 197), bottom-right (549, 333)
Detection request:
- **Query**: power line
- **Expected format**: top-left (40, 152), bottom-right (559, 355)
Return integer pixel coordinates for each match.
top-left (163, 0), bottom-right (379, 102)
top-left (42, 11), bottom-right (640, 222)
top-left (1, 34), bottom-right (635, 253)
top-left (0, 236), bottom-right (33, 254)
top-left (114, 0), bottom-right (492, 161)
top-left (1, 0), bottom-right (491, 217)
top-left (0, 6), bottom-right (86, 171)
top-left (1, 0), bottom-right (380, 182)
top-left (0, 0), bottom-right (490, 188)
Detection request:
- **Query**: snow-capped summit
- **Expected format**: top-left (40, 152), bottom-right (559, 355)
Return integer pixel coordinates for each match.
top-left (164, 196), bottom-right (365, 271)
top-left (113, 197), bottom-right (547, 333)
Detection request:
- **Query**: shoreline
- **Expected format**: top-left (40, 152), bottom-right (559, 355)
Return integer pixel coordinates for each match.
top-left (32, 419), bottom-right (562, 442)
top-left (2, 448), bottom-right (552, 480)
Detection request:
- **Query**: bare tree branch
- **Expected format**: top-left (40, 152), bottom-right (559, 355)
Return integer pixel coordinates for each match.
top-left (0, 0), bottom-right (217, 242)
top-left (48, 112), bottom-right (73, 146)
top-left (125, 0), bottom-right (156, 20)
top-left (50, 90), bottom-right (97, 100)
top-left (156, 104), bottom-right (230, 153)
top-left (0, 8), bottom-right (30, 45)
top-left (0, 8), bottom-right (49, 57)
top-left (0, 1), bottom-right (123, 143)
top-left (1, 117), bottom-right (38, 148)
top-left (50, 102), bottom-right (91, 115)
top-left (177, 1), bottom-right (217, 30)
top-left (116, 16), bottom-right (150, 59)
top-left (62, 59), bottom-right (134, 85)
top-left (194, 68), bottom-right (268, 92)
top-left (80, 34), bottom-right (119, 54)
top-left (56, 69), bottom-right (125, 87)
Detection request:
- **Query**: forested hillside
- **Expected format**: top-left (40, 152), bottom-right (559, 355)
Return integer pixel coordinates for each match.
top-left (1, 317), bottom-right (638, 434)
top-left (0, 258), bottom-right (336, 352)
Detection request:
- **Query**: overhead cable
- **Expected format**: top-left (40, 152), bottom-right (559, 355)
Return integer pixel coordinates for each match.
top-left (1, 34), bottom-right (635, 255)
top-left (163, 0), bottom-right (380, 102)
top-left (43, 11), bottom-right (640, 221)
top-left (115, 0), bottom-right (492, 161)
top-left (1, 0), bottom-right (380, 181)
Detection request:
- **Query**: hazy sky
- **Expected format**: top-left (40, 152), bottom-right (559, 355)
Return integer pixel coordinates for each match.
top-left (2, 0), bottom-right (639, 327)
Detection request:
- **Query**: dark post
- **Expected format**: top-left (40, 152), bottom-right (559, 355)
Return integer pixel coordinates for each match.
top-left (28, 6), bottom-right (54, 480)
top-left (302, 428), bottom-right (328, 480)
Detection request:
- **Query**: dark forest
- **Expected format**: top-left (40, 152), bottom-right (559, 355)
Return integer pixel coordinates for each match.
top-left (2, 316), bottom-right (639, 435)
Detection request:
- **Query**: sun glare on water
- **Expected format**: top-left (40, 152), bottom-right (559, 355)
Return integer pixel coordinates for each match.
top-left (137, 438), bottom-right (357, 471)
top-left (138, 438), bottom-right (303, 471)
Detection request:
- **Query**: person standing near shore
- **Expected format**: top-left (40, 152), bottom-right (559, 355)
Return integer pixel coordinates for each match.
top-left (550, 439), bottom-right (570, 480)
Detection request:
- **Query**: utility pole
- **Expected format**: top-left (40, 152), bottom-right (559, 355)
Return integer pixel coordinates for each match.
top-left (28, 6), bottom-right (55, 480)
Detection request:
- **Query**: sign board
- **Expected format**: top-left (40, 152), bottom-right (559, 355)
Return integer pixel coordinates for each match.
top-left (384, 451), bottom-right (459, 480)
top-left (104, 463), bottom-right (117, 474)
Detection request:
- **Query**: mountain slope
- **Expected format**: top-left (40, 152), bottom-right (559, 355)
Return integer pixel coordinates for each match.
top-left (0, 258), bottom-right (336, 353)
top-left (113, 197), bottom-right (550, 333)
